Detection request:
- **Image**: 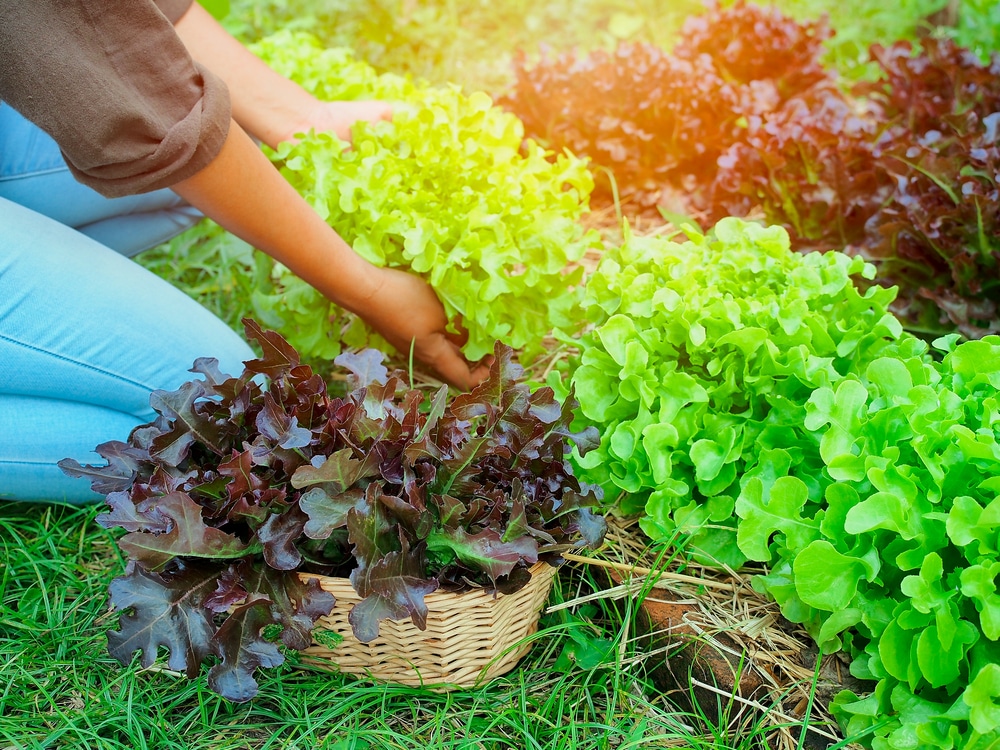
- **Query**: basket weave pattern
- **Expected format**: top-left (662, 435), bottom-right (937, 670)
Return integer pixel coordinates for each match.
top-left (298, 562), bottom-right (557, 687)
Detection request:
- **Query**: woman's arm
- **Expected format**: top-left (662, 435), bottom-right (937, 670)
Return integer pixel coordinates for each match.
top-left (173, 2), bottom-right (389, 148)
top-left (172, 120), bottom-right (488, 389)
top-left (170, 5), bottom-right (487, 387)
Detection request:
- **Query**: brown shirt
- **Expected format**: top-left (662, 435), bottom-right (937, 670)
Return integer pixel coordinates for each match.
top-left (0, 0), bottom-right (231, 198)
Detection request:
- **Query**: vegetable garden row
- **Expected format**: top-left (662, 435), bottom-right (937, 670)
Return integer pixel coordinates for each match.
top-left (116, 2), bottom-right (1000, 749)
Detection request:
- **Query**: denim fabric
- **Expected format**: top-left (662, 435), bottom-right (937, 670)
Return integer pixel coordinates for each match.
top-left (0, 103), bottom-right (204, 256)
top-left (0, 108), bottom-right (255, 503)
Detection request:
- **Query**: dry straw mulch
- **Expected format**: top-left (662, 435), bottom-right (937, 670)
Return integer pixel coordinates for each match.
top-left (557, 513), bottom-right (868, 750)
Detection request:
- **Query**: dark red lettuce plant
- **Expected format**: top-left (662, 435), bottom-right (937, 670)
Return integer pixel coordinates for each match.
top-left (670, 0), bottom-right (832, 98)
top-left (858, 38), bottom-right (1000, 337)
top-left (676, 3), bottom-right (885, 250)
top-left (709, 84), bottom-right (886, 250)
top-left (701, 36), bottom-right (1000, 338)
top-left (499, 1), bottom-right (834, 209)
top-left (62, 320), bottom-right (605, 702)
top-left (501, 42), bottom-right (741, 208)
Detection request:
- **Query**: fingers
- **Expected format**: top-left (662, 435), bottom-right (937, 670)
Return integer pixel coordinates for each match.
top-left (444, 319), bottom-right (470, 348)
top-left (360, 268), bottom-right (487, 391)
top-left (468, 360), bottom-right (491, 387)
top-left (442, 321), bottom-right (496, 381)
top-left (421, 337), bottom-right (489, 391)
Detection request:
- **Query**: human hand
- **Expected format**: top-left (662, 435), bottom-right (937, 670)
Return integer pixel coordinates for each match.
top-left (360, 267), bottom-right (490, 390)
top-left (174, 116), bottom-right (483, 390)
top-left (173, 5), bottom-right (395, 148)
top-left (284, 100), bottom-right (394, 145)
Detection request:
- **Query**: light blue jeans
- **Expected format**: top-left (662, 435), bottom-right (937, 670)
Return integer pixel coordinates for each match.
top-left (0, 104), bottom-right (255, 503)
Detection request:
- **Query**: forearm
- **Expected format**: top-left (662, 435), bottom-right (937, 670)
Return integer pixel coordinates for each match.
top-left (170, 7), bottom-right (481, 388)
top-left (173, 2), bottom-right (315, 148)
top-left (173, 120), bottom-right (380, 313)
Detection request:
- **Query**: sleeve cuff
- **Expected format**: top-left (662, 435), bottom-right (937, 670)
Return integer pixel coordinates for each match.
top-left (156, 0), bottom-right (196, 24)
top-left (65, 63), bottom-right (232, 198)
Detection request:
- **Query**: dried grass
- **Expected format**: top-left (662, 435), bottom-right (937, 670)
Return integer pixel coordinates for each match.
top-left (556, 513), bottom-right (867, 750)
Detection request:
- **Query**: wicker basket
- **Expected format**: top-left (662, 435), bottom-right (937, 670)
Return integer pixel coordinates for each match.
top-left (297, 561), bottom-right (558, 688)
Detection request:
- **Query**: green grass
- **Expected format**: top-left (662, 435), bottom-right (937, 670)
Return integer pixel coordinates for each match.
top-left (0, 502), bottom-right (809, 750)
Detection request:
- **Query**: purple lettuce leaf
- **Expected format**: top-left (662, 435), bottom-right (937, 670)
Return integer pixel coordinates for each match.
top-left (238, 561), bottom-right (336, 650)
top-left (217, 449), bottom-right (266, 501)
top-left (436, 435), bottom-right (493, 498)
top-left (403, 386), bottom-right (449, 465)
top-left (247, 432), bottom-right (307, 477)
top-left (501, 481), bottom-right (531, 543)
top-left (346, 484), bottom-right (399, 570)
top-left (334, 348), bottom-right (389, 388)
top-left (256, 504), bottom-right (307, 570)
top-left (187, 356), bottom-right (245, 404)
top-left (402, 463), bottom-right (434, 509)
top-left (241, 317), bottom-right (300, 381)
top-left (57, 440), bottom-right (146, 495)
top-left (449, 344), bottom-right (533, 451)
top-left (432, 493), bottom-right (466, 531)
top-left (291, 447), bottom-right (377, 491)
top-left (526, 385), bottom-right (603, 457)
top-left (95, 490), bottom-right (171, 533)
top-left (148, 380), bottom-right (230, 464)
top-left (348, 536), bottom-right (439, 643)
top-left (565, 507), bottom-right (608, 550)
top-left (117, 492), bottom-right (252, 570)
top-left (516, 387), bottom-right (601, 462)
top-left (425, 526), bottom-right (539, 582)
top-left (488, 565), bottom-right (535, 595)
top-left (255, 392), bottom-right (313, 450)
top-left (299, 486), bottom-right (366, 540)
top-left (188, 355), bottom-right (233, 384)
top-left (353, 378), bottom-right (406, 443)
top-left (206, 596), bottom-right (285, 703)
top-left (203, 566), bottom-right (249, 613)
top-left (106, 560), bottom-right (221, 679)
top-left (379, 491), bottom-right (435, 539)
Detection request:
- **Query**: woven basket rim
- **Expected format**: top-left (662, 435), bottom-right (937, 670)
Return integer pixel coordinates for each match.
top-left (299, 559), bottom-right (556, 600)
top-left (297, 560), bottom-right (559, 688)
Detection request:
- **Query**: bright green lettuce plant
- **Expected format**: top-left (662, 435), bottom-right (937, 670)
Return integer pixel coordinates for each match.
top-left (795, 335), bottom-right (1000, 749)
top-left (248, 32), bottom-right (599, 364)
top-left (566, 216), bottom-right (1000, 747)
top-left (564, 217), bottom-right (902, 568)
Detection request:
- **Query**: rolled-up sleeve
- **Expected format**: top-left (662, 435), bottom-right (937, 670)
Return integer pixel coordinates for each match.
top-left (157, 0), bottom-right (196, 23)
top-left (0, 0), bottom-right (230, 197)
